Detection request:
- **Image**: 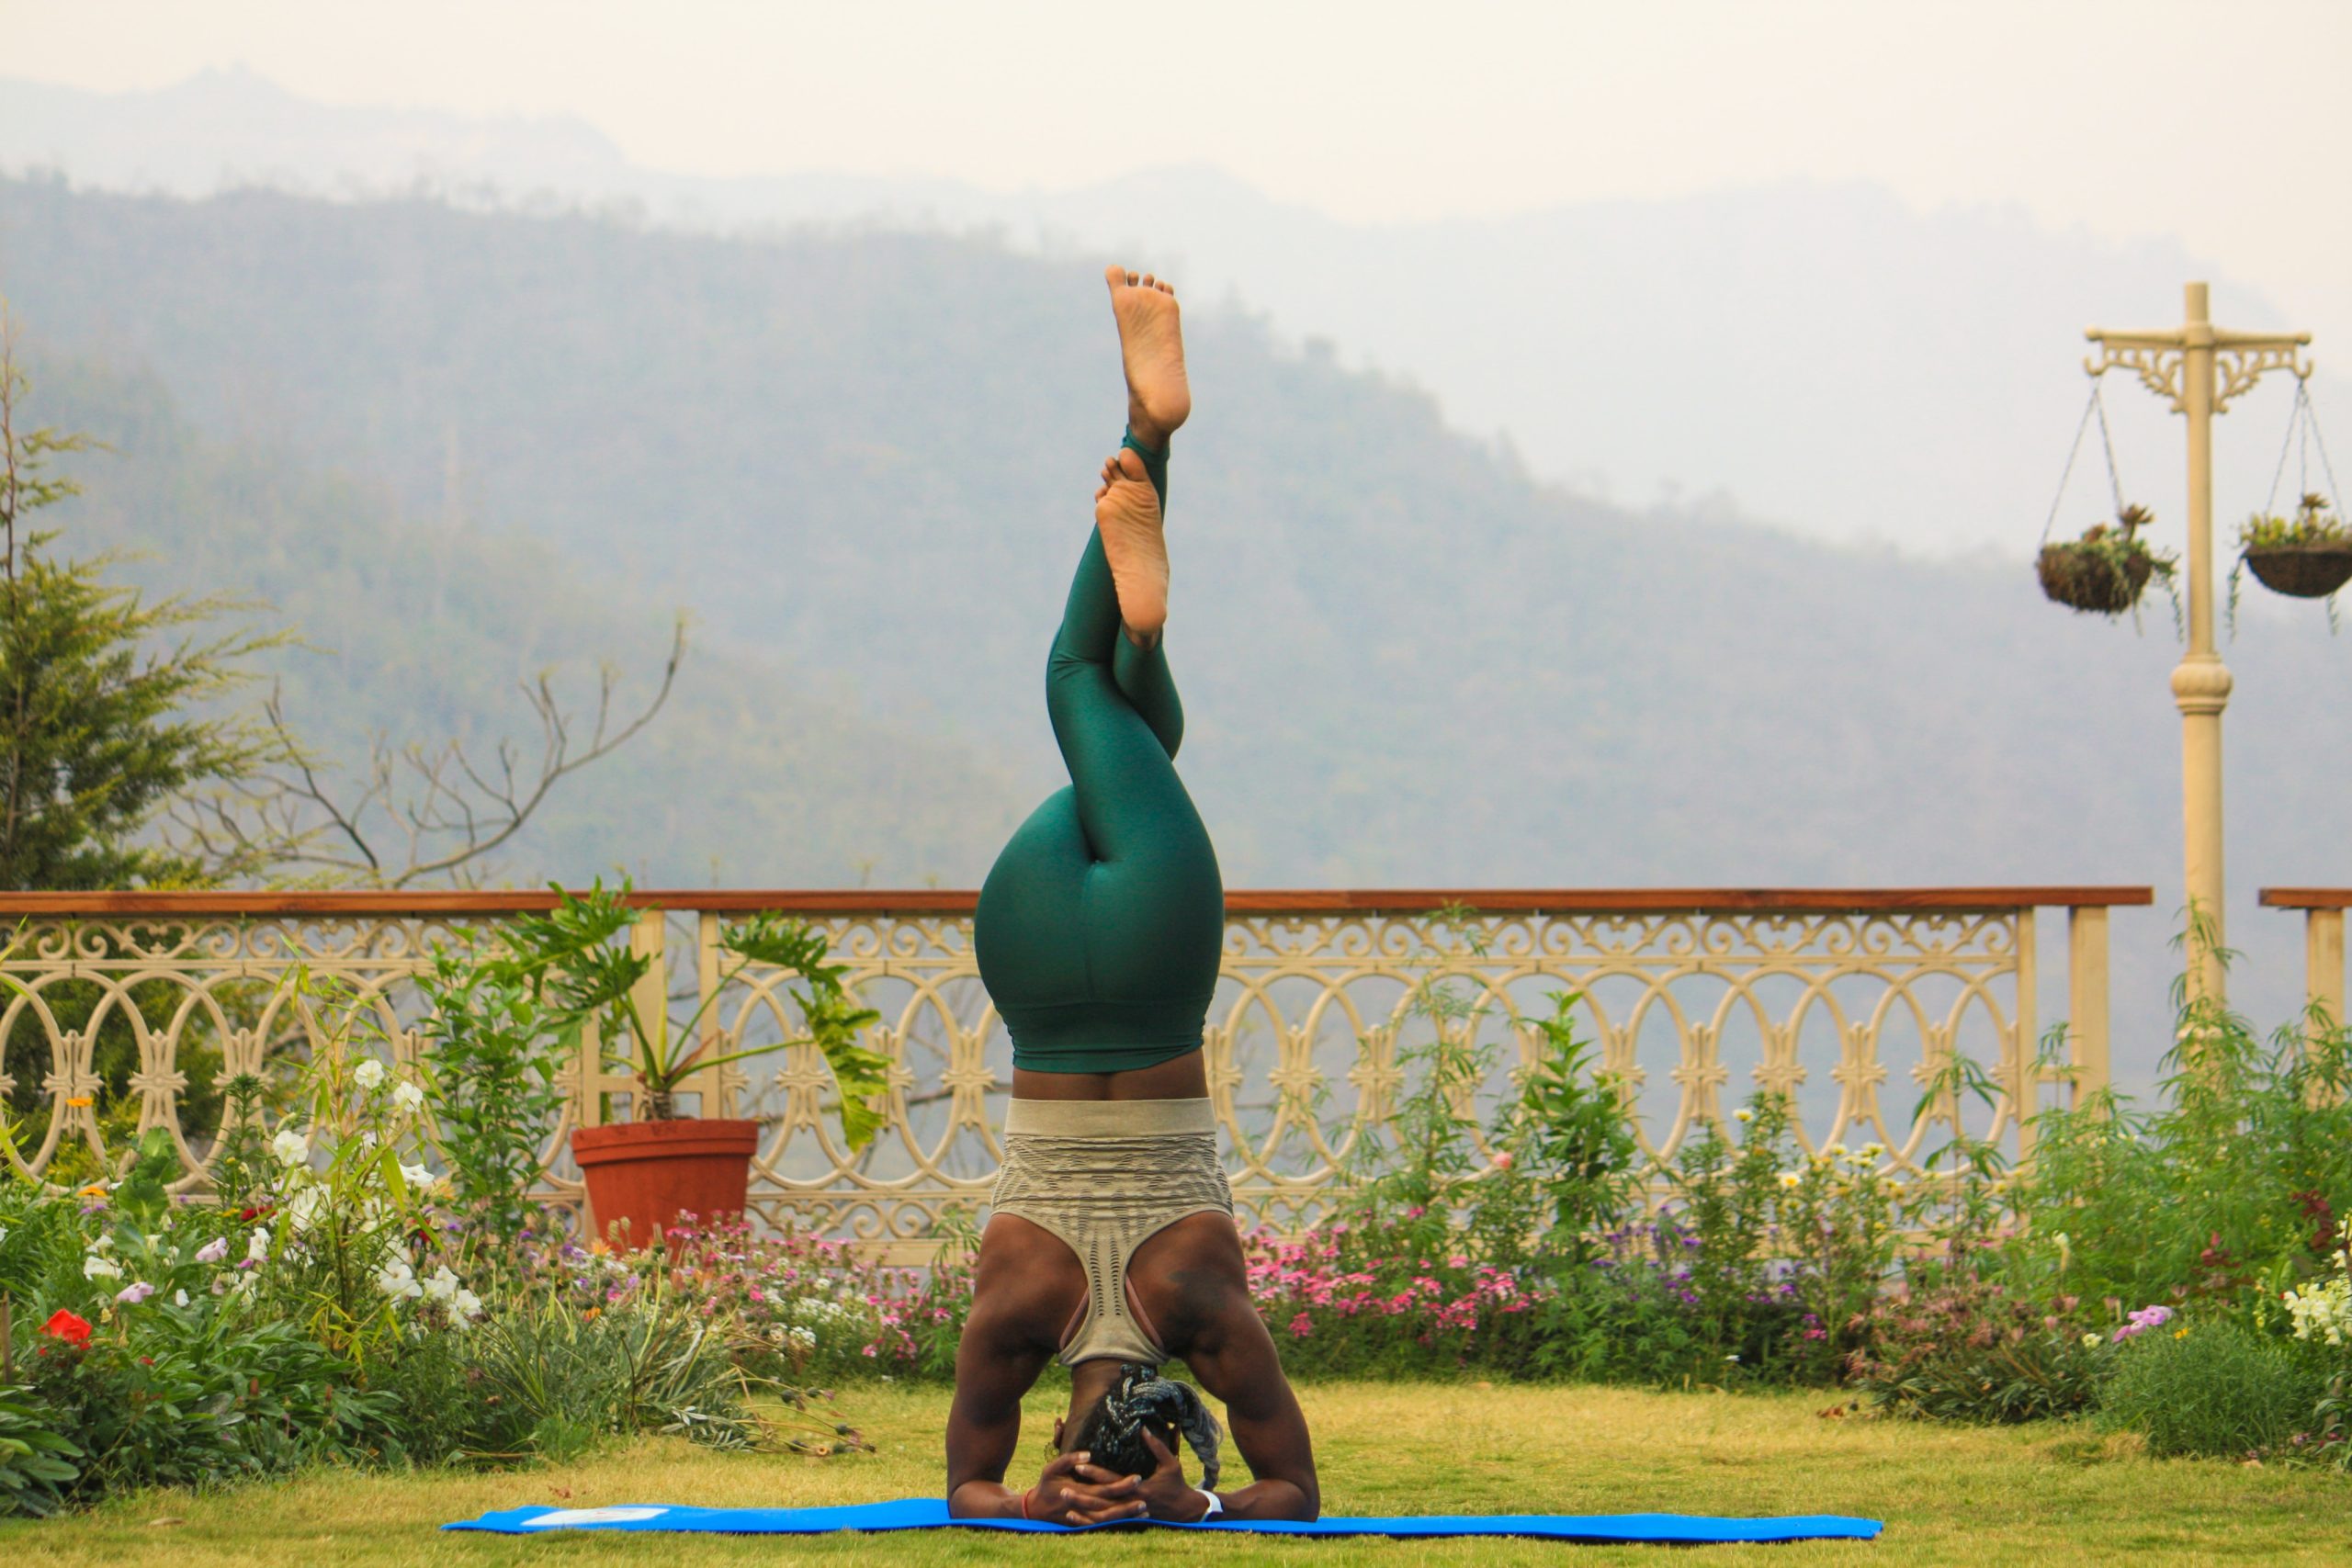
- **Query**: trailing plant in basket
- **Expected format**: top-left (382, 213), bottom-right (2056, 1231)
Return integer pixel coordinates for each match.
top-left (490, 879), bottom-right (887, 1140)
top-left (2239, 492), bottom-right (2351, 552)
top-left (2038, 503), bottom-right (2177, 616)
top-left (2233, 492), bottom-right (2352, 612)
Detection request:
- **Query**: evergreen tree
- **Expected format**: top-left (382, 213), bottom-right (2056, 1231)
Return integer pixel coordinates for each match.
top-left (0, 311), bottom-right (283, 890)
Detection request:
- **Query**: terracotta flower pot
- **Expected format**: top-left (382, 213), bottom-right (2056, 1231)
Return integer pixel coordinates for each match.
top-left (571, 1118), bottom-right (762, 1251)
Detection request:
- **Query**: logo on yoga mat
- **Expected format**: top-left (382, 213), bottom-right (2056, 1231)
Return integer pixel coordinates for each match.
top-left (523, 1507), bottom-right (670, 1527)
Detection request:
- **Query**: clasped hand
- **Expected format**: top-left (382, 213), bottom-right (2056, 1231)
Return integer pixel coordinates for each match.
top-left (1028, 1430), bottom-right (1211, 1525)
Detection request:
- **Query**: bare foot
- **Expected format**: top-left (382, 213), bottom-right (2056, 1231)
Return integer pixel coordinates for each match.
top-left (1105, 265), bottom-right (1190, 449)
top-left (1094, 449), bottom-right (1168, 641)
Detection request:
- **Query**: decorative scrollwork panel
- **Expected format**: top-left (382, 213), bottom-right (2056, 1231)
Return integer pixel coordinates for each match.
top-left (0, 897), bottom-right (2117, 1253)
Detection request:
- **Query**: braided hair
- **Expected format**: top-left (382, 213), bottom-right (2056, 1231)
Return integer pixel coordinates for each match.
top-left (1067, 1363), bottom-right (1223, 1489)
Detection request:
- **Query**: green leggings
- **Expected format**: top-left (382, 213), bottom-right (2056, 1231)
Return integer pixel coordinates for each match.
top-left (975, 433), bottom-right (1225, 1072)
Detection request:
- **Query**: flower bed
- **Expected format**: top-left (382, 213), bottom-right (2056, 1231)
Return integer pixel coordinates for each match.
top-left (2, 942), bottom-right (2348, 1518)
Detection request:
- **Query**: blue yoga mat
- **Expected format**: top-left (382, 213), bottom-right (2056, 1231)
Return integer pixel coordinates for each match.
top-left (446, 1497), bottom-right (1883, 1542)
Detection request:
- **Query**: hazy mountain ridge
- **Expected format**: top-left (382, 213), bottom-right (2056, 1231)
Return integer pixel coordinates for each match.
top-left (8, 67), bottom-right (2350, 557)
top-left (1, 176), bottom-right (2346, 1077)
top-left (22, 352), bottom-right (1028, 888)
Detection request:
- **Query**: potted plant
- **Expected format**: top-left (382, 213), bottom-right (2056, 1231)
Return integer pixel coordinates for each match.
top-left (2237, 491), bottom-right (2352, 600)
top-left (2038, 503), bottom-right (2176, 615)
top-left (488, 880), bottom-right (886, 1249)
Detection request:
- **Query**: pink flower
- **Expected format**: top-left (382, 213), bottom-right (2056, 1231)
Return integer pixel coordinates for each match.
top-left (1491, 1152), bottom-right (1514, 1170)
top-left (1288, 1313), bottom-right (1314, 1338)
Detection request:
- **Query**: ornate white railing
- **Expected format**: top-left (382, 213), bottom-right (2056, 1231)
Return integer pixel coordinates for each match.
top-left (0, 887), bottom-right (2147, 1258)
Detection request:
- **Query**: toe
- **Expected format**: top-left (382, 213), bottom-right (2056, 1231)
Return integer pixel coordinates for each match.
top-left (1114, 449), bottom-right (1148, 482)
top-left (1104, 263), bottom-right (1126, 290)
top-left (1140, 273), bottom-right (1156, 289)
top-left (1125, 270), bottom-right (1139, 286)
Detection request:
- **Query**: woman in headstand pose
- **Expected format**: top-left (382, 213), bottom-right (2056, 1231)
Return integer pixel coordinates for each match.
top-left (944, 267), bottom-right (1319, 1526)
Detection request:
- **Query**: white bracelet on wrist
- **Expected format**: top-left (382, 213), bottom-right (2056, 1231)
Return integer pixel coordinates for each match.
top-left (1194, 1487), bottom-right (1224, 1519)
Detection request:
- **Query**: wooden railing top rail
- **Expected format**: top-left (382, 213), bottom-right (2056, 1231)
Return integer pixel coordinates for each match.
top-left (0, 886), bottom-right (2157, 917)
top-left (2261, 888), bottom-right (2352, 910)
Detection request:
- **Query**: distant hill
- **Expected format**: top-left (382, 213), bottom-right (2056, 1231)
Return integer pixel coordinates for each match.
top-left (1, 175), bottom-right (2346, 1077)
top-left (7, 68), bottom-right (2351, 556)
top-left (21, 354), bottom-right (1026, 888)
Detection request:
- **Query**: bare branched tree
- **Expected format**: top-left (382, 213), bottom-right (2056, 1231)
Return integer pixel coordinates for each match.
top-left (165, 615), bottom-right (686, 888)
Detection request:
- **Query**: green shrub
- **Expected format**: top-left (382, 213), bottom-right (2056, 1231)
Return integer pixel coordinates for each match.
top-left (0, 1389), bottom-right (78, 1517)
top-left (2017, 932), bottom-right (2352, 1319)
top-left (2100, 1319), bottom-right (2333, 1458)
top-left (1849, 1264), bottom-right (2109, 1424)
top-left (413, 942), bottom-right (571, 1248)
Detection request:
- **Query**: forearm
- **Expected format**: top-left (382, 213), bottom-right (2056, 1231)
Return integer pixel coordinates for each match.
top-left (948, 1479), bottom-right (1029, 1519)
top-left (1204, 1477), bottom-right (1317, 1522)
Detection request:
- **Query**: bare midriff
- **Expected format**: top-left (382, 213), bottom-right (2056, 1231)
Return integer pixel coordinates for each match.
top-left (1011, 1046), bottom-right (1207, 1102)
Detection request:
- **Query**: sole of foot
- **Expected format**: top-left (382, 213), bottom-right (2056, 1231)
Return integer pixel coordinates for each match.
top-left (1106, 265), bottom-right (1190, 450)
top-left (1094, 448), bottom-right (1168, 640)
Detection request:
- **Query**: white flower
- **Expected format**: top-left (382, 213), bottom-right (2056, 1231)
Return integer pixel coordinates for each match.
top-left (174, 1288), bottom-right (190, 1308)
top-left (375, 1255), bottom-right (423, 1302)
top-left (83, 1254), bottom-right (125, 1280)
top-left (452, 1287), bottom-right (482, 1319)
top-left (195, 1235), bottom-right (229, 1264)
top-left (2081, 1332), bottom-right (2102, 1348)
top-left (115, 1280), bottom-right (155, 1305)
top-left (271, 1128), bottom-right (309, 1168)
top-left (246, 1226), bottom-right (273, 1263)
top-left (391, 1081), bottom-right (425, 1112)
top-left (401, 1161), bottom-right (433, 1190)
top-left (353, 1059), bottom-right (387, 1089)
top-left (1734, 1108), bottom-right (1753, 1123)
top-left (1776, 1171), bottom-right (1803, 1190)
top-left (423, 1265), bottom-right (461, 1303)
top-left (90, 1234), bottom-right (115, 1254)
top-left (788, 1325), bottom-right (817, 1350)
top-left (287, 1187), bottom-right (324, 1235)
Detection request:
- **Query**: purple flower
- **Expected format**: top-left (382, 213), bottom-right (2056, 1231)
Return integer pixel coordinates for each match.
top-left (116, 1280), bottom-right (157, 1305)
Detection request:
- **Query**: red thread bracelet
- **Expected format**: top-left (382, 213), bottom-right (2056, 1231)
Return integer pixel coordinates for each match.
top-left (1019, 1487), bottom-right (1035, 1520)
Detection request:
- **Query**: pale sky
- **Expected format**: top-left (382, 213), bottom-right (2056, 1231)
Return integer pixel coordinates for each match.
top-left (6, 0), bottom-right (2350, 344)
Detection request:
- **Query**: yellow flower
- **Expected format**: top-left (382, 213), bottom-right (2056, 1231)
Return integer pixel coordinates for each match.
top-left (76, 1183), bottom-right (107, 1199)
top-left (65, 1096), bottom-right (93, 1109)
top-left (2174, 1326), bottom-right (2189, 1339)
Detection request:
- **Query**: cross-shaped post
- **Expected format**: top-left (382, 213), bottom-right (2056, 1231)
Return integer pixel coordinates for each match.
top-left (2084, 282), bottom-right (2312, 1007)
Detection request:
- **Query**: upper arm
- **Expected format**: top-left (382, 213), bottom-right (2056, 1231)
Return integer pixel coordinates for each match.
top-left (1136, 1220), bottom-right (1318, 1512)
top-left (945, 1219), bottom-right (1079, 1493)
top-left (1183, 1298), bottom-right (1318, 1506)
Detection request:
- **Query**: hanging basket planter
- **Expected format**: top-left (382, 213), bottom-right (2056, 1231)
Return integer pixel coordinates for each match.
top-left (2038, 504), bottom-right (2175, 616)
top-left (2034, 380), bottom-right (2173, 619)
top-left (2238, 493), bottom-right (2352, 600)
top-left (2242, 544), bottom-right (2352, 599)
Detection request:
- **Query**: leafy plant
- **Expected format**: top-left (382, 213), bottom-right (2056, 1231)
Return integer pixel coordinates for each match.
top-left (0, 1388), bottom-right (78, 1517)
top-left (2100, 1318), bottom-right (2333, 1459)
top-left (414, 945), bottom-right (571, 1247)
top-left (1493, 989), bottom-right (1643, 1270)
top-left (488, 880), bottom-right (886, 1132)
top-left (2037, 503), bottom-right (2177, 617)
top-left (2238, 491), bottom-right (2349, 550)
top-left (2014, 927), bottom-right (2352, 1317)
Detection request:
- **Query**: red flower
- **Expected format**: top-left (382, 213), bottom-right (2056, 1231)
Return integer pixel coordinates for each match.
top-left (40, 1310), bottom-right (92, 1346)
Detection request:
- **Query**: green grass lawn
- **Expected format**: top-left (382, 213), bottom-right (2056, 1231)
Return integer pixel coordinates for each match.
top-left (3, 1381), bottom-right (2346, 1566)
